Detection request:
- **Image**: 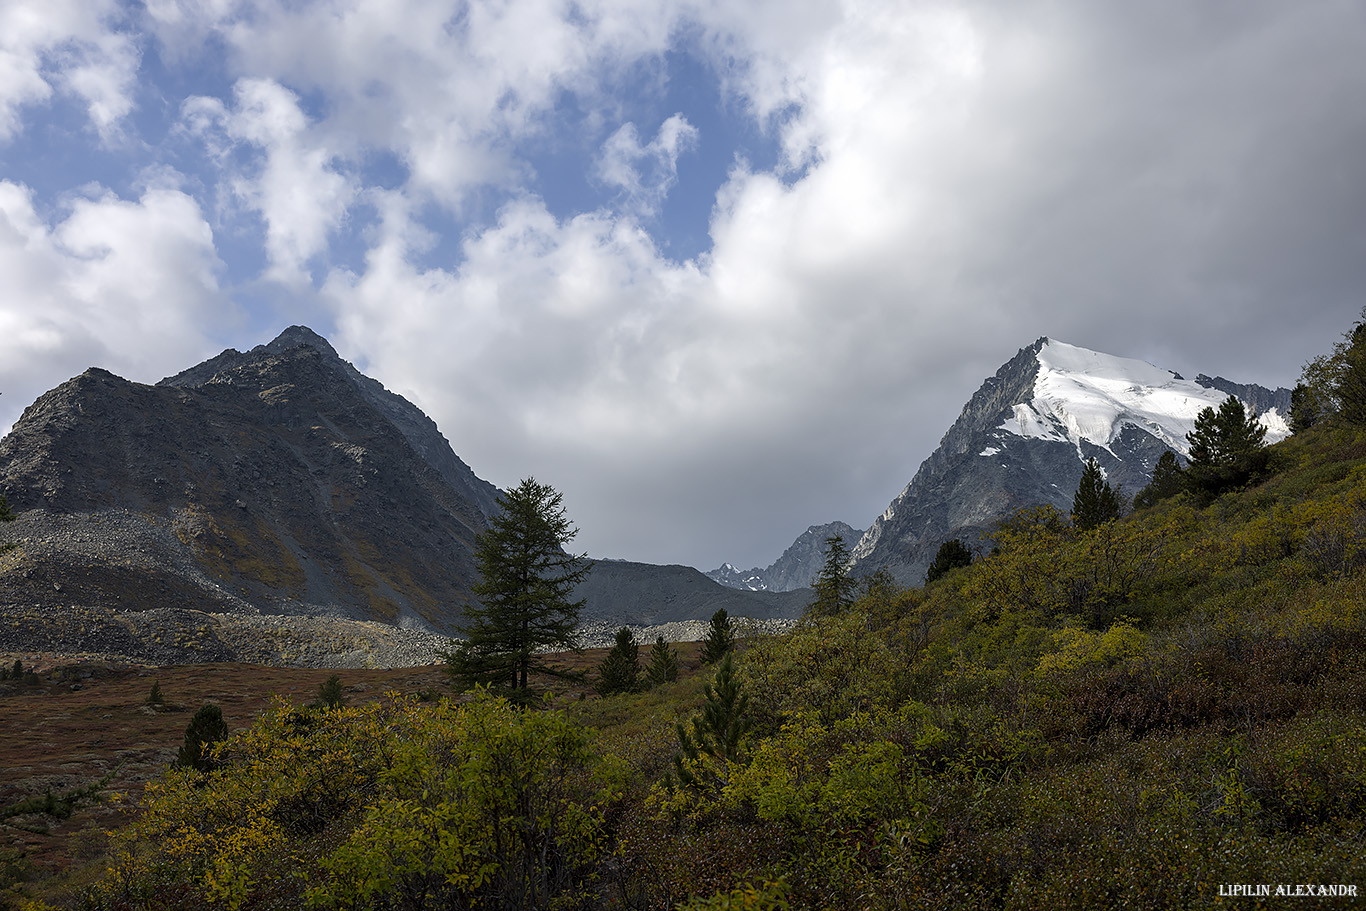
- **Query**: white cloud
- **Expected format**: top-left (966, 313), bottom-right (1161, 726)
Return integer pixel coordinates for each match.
top-left (7, 0), bottom-right (1366, 570)
top-left (597, 114), bottom-right (699, 216)
top-left (0, 179), bottom-right (234, 434)
top-left (0, 0), bottom-right (138, 143)
top-left (182, 78), bottom-right (357, 282)
top-left (152, 0), bottom-right (686, 209)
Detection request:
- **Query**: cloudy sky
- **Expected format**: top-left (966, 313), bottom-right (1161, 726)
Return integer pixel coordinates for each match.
top-left (2, 1), bottom-right (1365, 571)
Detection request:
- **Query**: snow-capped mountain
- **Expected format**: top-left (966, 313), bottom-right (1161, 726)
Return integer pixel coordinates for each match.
top-left (707, 520), bottom-right (865, 592)
top-left (706, 563), bottom-right (773, 591)
top-left (850, 338), bottom-right (1291, 584)
top-left (997, 341), bottom-right (1289, 456)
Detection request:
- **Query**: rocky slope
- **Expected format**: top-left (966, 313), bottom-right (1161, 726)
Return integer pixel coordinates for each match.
top-left (705, 521), bottom-right (865, 591)
top-left (850, 338), bottom-right (1292, 584)
top-left (0, 338), bottom-right (488, 632)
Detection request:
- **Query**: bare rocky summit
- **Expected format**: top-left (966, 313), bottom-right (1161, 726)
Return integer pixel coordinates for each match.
top-left (0, 333), bottom-right (489, 634)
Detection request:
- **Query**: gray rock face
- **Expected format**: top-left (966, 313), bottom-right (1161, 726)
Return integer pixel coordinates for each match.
top-left (706, 520), bottom-right (865, 592)
top-left (849, 338), bottom-right (1292, 585)
top-left (160, 326), bottom-right (502, 521)
top-left (0, 338), bottom-right (491, 631)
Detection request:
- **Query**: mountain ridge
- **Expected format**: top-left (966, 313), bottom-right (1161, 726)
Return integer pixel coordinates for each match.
top-left (705, 520), bottom-right (865, 591)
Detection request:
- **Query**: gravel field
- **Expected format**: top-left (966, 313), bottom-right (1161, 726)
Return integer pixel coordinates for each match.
top-left (0, 604), bottom-right (798, 670)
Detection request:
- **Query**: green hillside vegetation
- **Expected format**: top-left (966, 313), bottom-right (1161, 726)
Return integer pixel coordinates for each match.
top-left (42, 330), bottom-right (1366, 909)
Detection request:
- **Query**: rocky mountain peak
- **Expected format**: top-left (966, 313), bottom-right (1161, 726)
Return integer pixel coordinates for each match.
top-left (849, 339), bottom-right (1291, 584)
top-left (0, 330), bottom-right (496, 632)
top-left (706, 520), bottom-right (865, 592)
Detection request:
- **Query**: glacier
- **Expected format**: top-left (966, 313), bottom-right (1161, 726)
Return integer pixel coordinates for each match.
top-left (1002, 340), bottom-right (1290, 456)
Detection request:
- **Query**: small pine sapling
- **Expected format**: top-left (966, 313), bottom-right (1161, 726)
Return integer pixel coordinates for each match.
top-left (597, 628), bottom-right (640, 695)
top-left (700, 609), bottom-right (734, 664)
top-left (316, 674), bottom-right (348, 708)
top-left (175, 703), bottom-right (228, 773)
top-left (673, 652), bottom-right (751, 792)
top-left (645, 635), bottom-right (680, 686)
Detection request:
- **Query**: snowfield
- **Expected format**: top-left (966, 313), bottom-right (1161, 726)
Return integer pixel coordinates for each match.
top-left (1002, 340), bottom-right (1290, 456)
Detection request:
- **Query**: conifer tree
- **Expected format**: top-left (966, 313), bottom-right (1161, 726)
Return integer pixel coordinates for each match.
top-left (645, 635), bottom-right (679, 685)
top-left (673, 652), bottom-right (751, 791)
top-left (809, 535), bottom-right (857, 616)
top-left (925, 539), bottom-right (973, 584)
top-left (444, 478), bottom-right (591, 697)
top-left (700, 609), bottom-right (734, 665)
top-left (596, 627), bottom-right (640, 695)
top-left (1185, 396), bottom-right (1268, 502)
top-left (145, 680), bottom-right (165, 708)
top-left (176, 703), bottom-right (229, 773)
top-left (1071, 458), bottom-right (1122, 530)
top-left (1290, 384), bottom-right (1320, 434)
top-left (1133, 451), bottom-right (1185, 510)
top-left (317, 674), bottom-right (347, 708)
top-left (1338, 322), bottom-right (1366, 425)
top-left (1297, 309), bottom-right (1366, 427)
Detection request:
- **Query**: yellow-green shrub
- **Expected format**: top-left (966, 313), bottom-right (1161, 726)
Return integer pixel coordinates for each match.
top-left (92, 692), bottom-right (621, 911)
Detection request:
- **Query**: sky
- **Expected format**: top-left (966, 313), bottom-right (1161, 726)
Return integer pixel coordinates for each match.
top-left (2, 1), bottom-right (1365, 572)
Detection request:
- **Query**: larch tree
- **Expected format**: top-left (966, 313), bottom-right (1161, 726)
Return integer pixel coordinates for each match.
top-left (444, 478), bottom-right (591, 698)
top-left (809, 535), bottom-right (857, 616)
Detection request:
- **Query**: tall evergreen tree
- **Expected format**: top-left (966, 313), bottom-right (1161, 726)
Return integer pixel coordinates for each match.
top-left (645, 635), bottom-right (680, 686)
top-left (444, 478), bottom-right (591, 697)
top-left (809, 535), bottom-right (857, 616)
top-left (925, 539), bottom-right (973, 584)
top-left (596, 627), bottom-right (640, 695)
top-left (1071, 457), bottom-right (1122, 531)
top-left (1185, 396), bottom-right (1268, 502)
top-left (1290, 383), bottom-right (1320, 434)
top-left (1132, 451), bottom-right (1185, 510)
top-left (700, 609), bottom-right (734, 665)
